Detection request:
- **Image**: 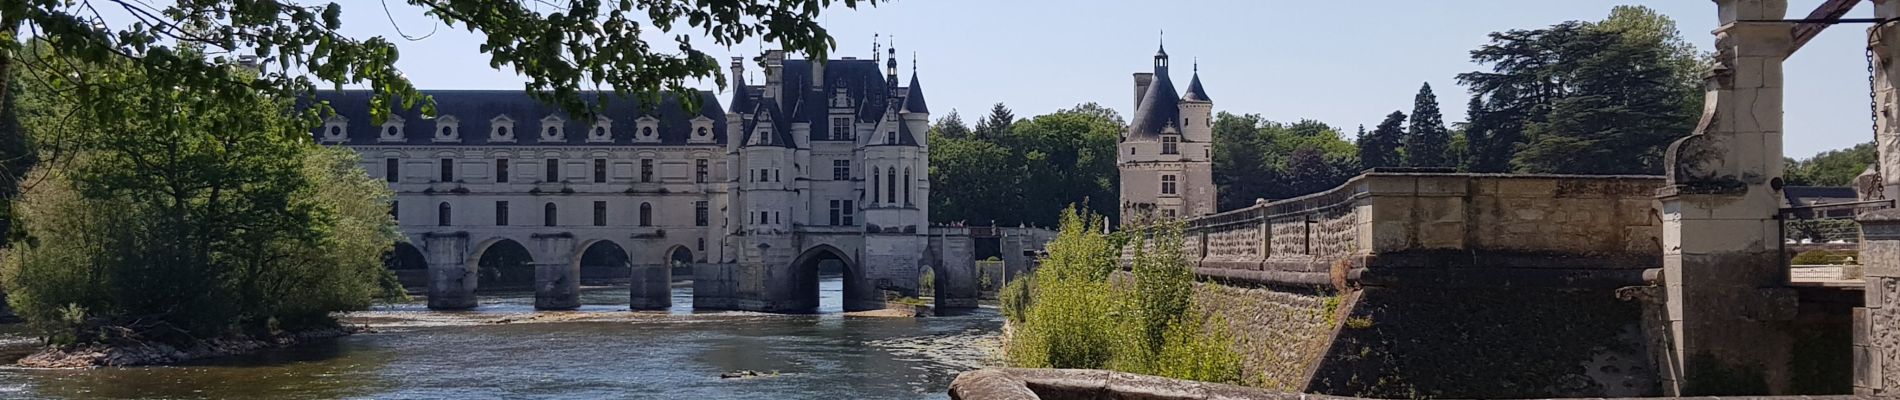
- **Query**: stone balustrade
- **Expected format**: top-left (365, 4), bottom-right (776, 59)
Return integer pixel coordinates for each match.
top-left (1167, 172), bottom-right (1666, 288)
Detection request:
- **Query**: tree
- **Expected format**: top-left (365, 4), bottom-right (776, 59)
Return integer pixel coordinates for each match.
top-left (1461, 94), bottom-right (1514, 173)
top-left (1061, 102), bottom-right (1127, 128)
top-left (1003, 109), bottom-right (1122, 226)
top-left (1212, 113), bottom-right (1278, 211)
top-left (974, 103), bottom-right (1017, 141)
top-left (1787, 142), bottom-right (1877, 187)
top-left (4, 45), bottom-right (400, 343)
top-left (0, 75), bottom-right (34, 242)
top-left (931, 110), bottom-right (972, 139)
top-left (1404, 83), bottom-right (1451, 167)
top-left (1360, 111), bottom-right (1405, 169)
top-left (929, 133), bottom-right (1018, 224)
top-left (2, 0), bottom-right (875, 125)
top-left (1457, 6), bottom-right (1700, 175)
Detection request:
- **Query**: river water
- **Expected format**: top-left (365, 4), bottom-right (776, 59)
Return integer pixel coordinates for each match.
top-left (0, 277), bottom-right (1004, 399)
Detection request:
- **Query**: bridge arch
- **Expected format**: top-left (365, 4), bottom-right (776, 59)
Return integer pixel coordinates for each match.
top-left (470, 237), bottom-right (536, 291)
top-left (384, 242), bottom-right (429, 288)
top-left (576, 239), bottom-right (631, 286)
top-left (788, 244), bottom-right (881, 313)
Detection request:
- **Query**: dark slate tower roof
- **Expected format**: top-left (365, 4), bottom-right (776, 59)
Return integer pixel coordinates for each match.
top-left (729, 69), bottom-right (753, 115)
top-left (1128, 44), bottom-right (1180, 142)
top-left (739, 100), bottom-right (797, 148)
top-left (903, 72), bottom-right (929, 114)
top-left (311, 90), bottom-right (727, 146)
top-left (1183, 64), bottom-right (1211, 103)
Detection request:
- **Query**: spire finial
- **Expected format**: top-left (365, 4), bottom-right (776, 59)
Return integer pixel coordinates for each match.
top-left (1194, 57), bottom-right (1199, 73)
top-left (1160, 29), bottom-right (1166, 51)
top-left (912, 51), bottom-right (918, 74)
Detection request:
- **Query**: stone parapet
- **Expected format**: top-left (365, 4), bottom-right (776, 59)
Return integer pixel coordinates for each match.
top-left (1168, 172), bottom-right (1665, 288)
top-left (1855, 209), bottom-right (1900, 395)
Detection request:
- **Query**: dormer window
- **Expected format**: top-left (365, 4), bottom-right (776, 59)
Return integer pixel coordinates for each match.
top-left (1162, 135), bottom-right (1180, 155)
top-left (634, 116), bottom-right (660, 143)
top-left (540, 116), bottom-right (565, 142)
top-left (378, 115), bottom-right (406, 143)
top-left (321, 115), bottom-right (348, 143)
top-left (433, 116), bottom-right (460, 143)
top-left (756, 129), bottom-right (773, 146)
top-left (588, 118), bottom-right (613, 143)
top-left (490, 116), bottom-right (516, 142)
top-left (689, 116), bottom-right (714, 144)
top-left (885, 131), bottom-right (896, 145)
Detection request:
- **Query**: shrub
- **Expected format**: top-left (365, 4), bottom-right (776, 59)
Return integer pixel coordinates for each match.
top-left (1791, 249), bottom-right (1857, 265)
top-left (1002, 205), bottom-right (1244, 385)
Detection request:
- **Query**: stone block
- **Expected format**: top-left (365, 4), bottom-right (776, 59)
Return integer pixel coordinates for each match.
top-left (1873, 279), bottom-right (1891, 312)
top-left (1496, 178), bottom-right (1557, 196)
top-left (1414, 175), bottom-right (1468, 196)
top-left (1858, 345), bottom-right (1884, 390)
top-left (1417, 221), bottom-right (1465, 249)
top-left (1858, 308), bottom-right (1873, 346)
top-left (1363, 175), bottom-right (1417, 195)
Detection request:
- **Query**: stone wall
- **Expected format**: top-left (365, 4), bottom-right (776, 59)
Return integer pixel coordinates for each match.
top-left (946, 368), bottom-right (1857, 400)
top-left (1192, 282), bottom-right (1343, 390)
top-left (1182, 173), bottom-right (1665, 289)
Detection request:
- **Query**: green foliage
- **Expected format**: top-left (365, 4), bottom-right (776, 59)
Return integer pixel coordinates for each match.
top-left (2, 0), bottom-right (874, 125)
top-left (1000, 275), bottom-right (1033, 324)
top-left (1786, 142), bottom-right (1876, 187)
top-left (1403, 83), bottom-right (1451, 168)
top-left (929, 104), bottom-right (1121, 227)
top-left (1457, 5), bottom-right (1700, 175)
top-left (930, 110), bottom-right (972, 140)
top-left (2, 47), bottom-right (400, 344)
top-left (1005, 206), bottom-right (1243, 385)
top-left (1461, 93), bottom-right (1514, 173)
top-left (1214, 113), bottom-right (1361, 211)
top-left (1790, 250), bottom-right (1858, 266)
top-left (918, 268), bottom-right (936, 296)
top-left (1361, 112), bottom-right (1405, 170)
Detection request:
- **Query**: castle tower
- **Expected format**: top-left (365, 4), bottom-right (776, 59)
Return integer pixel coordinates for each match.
top-left (1120, 41), bottom-right (1216, 222)
top-left (859, 45), bottom-right (931, 293)
top-left (728, 50), bottom-right (800, 302)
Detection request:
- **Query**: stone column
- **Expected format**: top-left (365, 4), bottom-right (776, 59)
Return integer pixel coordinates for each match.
top-left (532, 234), bottom-right (579, 310)
top-left (1860, 2), bottom-right (1900, 395)
top-left (628, 262), bottom-right (672, 310)
top-left (424, 233), bottom-right (476, 310)
top-left (1857, 212), bottom-right (1900, 395)
top-left (1653, 0), bottom-right (1798, 394)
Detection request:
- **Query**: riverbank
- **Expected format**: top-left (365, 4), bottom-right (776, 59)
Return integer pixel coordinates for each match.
top-left (12, 325), bottom-right (360, 368)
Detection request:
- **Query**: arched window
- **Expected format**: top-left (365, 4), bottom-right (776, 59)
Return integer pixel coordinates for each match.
top-left (904, 167), bottom-right (912, 205)
top-left (885, 168), bottom-right (897, 205)
top-left (871, 167), bottom-right (881, 203)
top-left (639, 203), bottom-right (653, 227)
top-left (544, 203), bottom-right (558, 227)
top-left (329, 126), bottom-right (342, 136)
top-left (437, 202), bottom-right (452, 226)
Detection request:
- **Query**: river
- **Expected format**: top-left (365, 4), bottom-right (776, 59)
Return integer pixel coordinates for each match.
top-left (0, 277), bottom-right (1004, 399)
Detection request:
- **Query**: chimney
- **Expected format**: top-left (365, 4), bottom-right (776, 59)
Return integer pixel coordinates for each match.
top-left (1133, 73), bottom-right (1154, 110)
top-left (764, 50), bottom-right (785, 107)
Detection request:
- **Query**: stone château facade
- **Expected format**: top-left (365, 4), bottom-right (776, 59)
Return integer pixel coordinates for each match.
top-left (314, 46), bottom-right (950, 312)
top-left (1120, 42), bottom-right (1216, 220)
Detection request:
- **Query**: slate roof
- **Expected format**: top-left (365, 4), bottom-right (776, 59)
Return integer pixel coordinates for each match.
top-left (903, 72), bottom-right (929, 114)
top-left (1128, 65), bottom-right (1181, 142)
top-left (1784, 186), bottom-right (1858, 205)
top-left (1183, 71), bottom-right (1211, 103)
top-left (311, 90), bottom-right (727, 146)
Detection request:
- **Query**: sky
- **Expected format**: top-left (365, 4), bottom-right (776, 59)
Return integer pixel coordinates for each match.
top-left (328, 0), bottom-right (1878, 158)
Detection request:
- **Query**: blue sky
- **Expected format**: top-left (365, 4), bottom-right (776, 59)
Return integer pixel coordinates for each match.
top-left (335, 0), bottom-right (1876, 158)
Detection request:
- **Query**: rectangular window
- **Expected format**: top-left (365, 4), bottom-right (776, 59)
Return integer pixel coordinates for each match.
top-left (1161, 174), bottom-right (1178, 195)
top-left (592, 201), bottom-right (607, 226)
top-left (439, 158), bottom-right (454, 182)
top-left (695, 201), bottom-right (709, 226)
top-left (640, 159), bottom-right (654, 183)
top-left (1162, 136), bottom-right (1180, 155)
top-left (385, 158), bottom-right (399, 183)
top-left (832, 160), bottom-right (851, 181)
top-left (594, 159), bottom-right (607, 183)
top-left (829, 200), bottom-right (843, 226)
top-left (545, 158), bottom-right (560, 182)
top-left (830, 117), bottom-right (852, 140)
top-left (495, 159), bottom-right (510, 183)
top-left (772, 169), bottom-right (779, 182)
top-left (697, 237), bottom-right (705, 251)
top-left (696, 159), bottom-right (709, 183)
top-left (885, 131), bottom-right (896, 145)
top-left (841, 200), bottom-right (855, 226)
top-left (758, 211), bottom-right (768, 225)
top-left (495, 201), bottom-right (509, 226)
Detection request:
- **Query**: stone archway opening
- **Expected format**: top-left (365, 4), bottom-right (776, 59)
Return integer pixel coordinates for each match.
top-left (789, 245), bottom-right (880, 313)
top-left (578, 240), bottom-right (631, 286)
top-left (474, 239), bottom-right (535, 291)
top-left (668, 246), bottom-right (694, 280)
top-left (384, 242), bottom-right (429, 289)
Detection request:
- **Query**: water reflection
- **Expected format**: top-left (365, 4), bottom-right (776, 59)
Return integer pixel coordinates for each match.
top-left (0, 277), bottom-right (1000, 400)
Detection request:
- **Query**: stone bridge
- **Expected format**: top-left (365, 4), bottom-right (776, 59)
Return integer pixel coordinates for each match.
top-left (399, 225), bottom-right (1052, 313)
top-left (1175, 171), bottom-right (1665, 289)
